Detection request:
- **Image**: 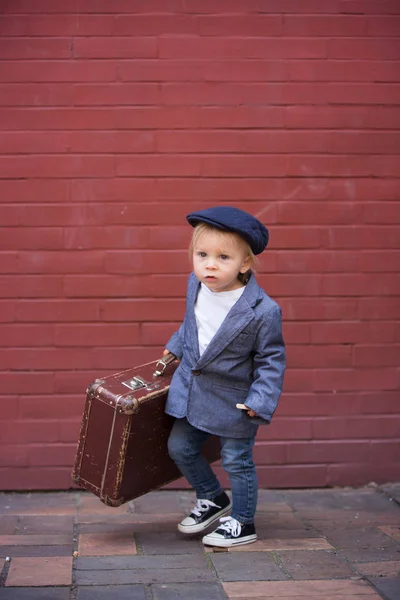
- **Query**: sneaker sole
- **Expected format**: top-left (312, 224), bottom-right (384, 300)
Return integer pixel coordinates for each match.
top-left (177, 502), bottom-right (232, 534)
top-left (202, 533), bottom-right (257, 547)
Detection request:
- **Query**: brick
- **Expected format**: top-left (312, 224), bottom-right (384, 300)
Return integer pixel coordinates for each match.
top-left (2, 373), bottom-right (55, 395)
top-left (286, 441), bottom-right (370, 464)
top-left (312, 416), bottom-right (400, 439)
top-left (105, 250), bottom-right (188, 274)
top-left (0, 467), bottom-right (74, 490)
top-left (1, 420), bottom-right (60, 444)
top-left (78, 532), bottom-right (137, 556)
top-left (0, 275), bottom-right (63, 298)
top-left (64, 275), bottom-right (154, 298)
top-left (278, 549), bottom-right (354, 579)
top-left (27, 444), bottom-right (76, 467)
top-left (0, 445), bottom-right (28, 467)
top-left (367, 15), bottom-right (400, 35)
top-left (0, 228), bottom-right (63, 251)
top-left (288, 344), bottom-right (352, 368)
top-left (354, 345), bottom-right (400, 367)
top-left (100, 299), bottom-right (185, 322)
top-left (0, 37), bottom-right (72, 60)
top-left (0, 59), bottom-right (118, 83)
top-left (284, 15), bottom-right (367, 36)
top-left (54, 323), bottom-right (140, 346)
top-left (223, 579), bottom-right (379, 597)
top-left (356, 561), bottom-right (400, 577)
top-left (314, 368), bottom-right (398, 392)
top-left (328, 37), bottom-right (400, 59)
top-left (5, 556), bottom-right (72, 587)
top-left (0, 397), bottom-right (19, 420)
top-left (76, 586), bottom-right (147, 600)
top-left (152, 583), bottom-right (226, 600)
top-left (0, 178), bottom-right (70, 202)
top-left (289, 60), bottom-right (400, 83)
top-left (0, 588), bottom-right (70, 599)
top-left (117, 154), bottom-right (200, 177)
top-left (321, 273), bottom-right (400, 296)
top-left (18, 395), bottom-right (83, 419)
top-left (73, 83), bottom-right (160, 106)
top-left (0, 155), bottom-right (115, 179)
top-left (327, 463), bottom-right (400, 487)
top-left (340, 0), bottom-right (400, 14)
top-left (321, 226), bottom-right (400, 249)
top-left (0, 15), bottom-right (78, 36)
top-left (74, 36), bottom-right (157, 59)
top-left (210, 551), bottom-right (286, 581)
top-left (0, 301), bottom-right (15, 322)
top-left (0, 83), bottom-right (74, 107)
top-left (0, 324), bottom-right (54, 346)
top-left (17, 299), bottom-right (101, 322)
top-left (258, 465), bottom-right (329, 488)
top-left (286, 105), bottom-right (400, 129)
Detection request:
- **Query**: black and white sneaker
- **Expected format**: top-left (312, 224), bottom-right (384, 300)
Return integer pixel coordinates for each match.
top-left (202, 516), bottom-right (257, 547)
top-left (178, 491), bottom-right (232, 534)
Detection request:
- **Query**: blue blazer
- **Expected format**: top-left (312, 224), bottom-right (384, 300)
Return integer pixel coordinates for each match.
top-left (165, 272), bottom-right (286, 438)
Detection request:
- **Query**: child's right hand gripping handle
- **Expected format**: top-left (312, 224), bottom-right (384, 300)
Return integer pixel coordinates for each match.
top-left (153, 352), bottom-right (177, 377)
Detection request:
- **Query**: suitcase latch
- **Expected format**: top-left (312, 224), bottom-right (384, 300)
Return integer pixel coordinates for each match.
top-left (121, 376), bottom-right (160, 392)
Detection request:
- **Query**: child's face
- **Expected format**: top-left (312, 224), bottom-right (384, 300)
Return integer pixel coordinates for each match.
top-left (192, 229), bottom-right (251, 292)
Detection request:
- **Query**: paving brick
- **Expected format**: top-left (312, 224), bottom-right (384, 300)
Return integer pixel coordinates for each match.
top-left (0, 516), bottom-right (17, 534)
top-left (0, 534), bottom-right (72, 546)
top-left (5, 556), bottom-right (73, 587)
top-left (0, 588), bottom-right (70, 600)
top-left (76, 584), bottom-right (147, 600)
top-left (0, 545), bottom-right (72, 557)
top-left (277, 549), bottom-right (354, 579)
top-left (76, 567), bottom-right (215, 586)
top-left (136, 531), bottom-right (204, 555)
top-left (152, 582), bottom-right (227, 600)
top-left (255, 513), bottom-right (307, 530)
top-left (378, 526), bottom-right (400, 541)
top-left (132, 491), bottom-right (183, 514)
top-left (77, 512), bottom-right (182, 526)
top-left (370, 577), bottom-right (400, 600)
top-left (16, 515), bottom-right (74, 535)
top-left (210, 551), bottom-right (287, 581)
top-left (76, 554), bottom-right (208, 571)
top-left (355, 560), bottom-right (400, 577)
top-left (0, 493), bottom-right (77, 515)
top-left (78, 532), bottom-right (137, 556)
top-left (78, 494), bottom-right (130, 516)
top-left (223, 579), bottom-right (380, 597)
top-left (321, 527), bottom-right (398, 549)
top-left (339, 546), bottom-right (400, 563)
top-left (206, 538), bottom-right (333, 553)
top-left (381, 484), bottom-right (400, 504)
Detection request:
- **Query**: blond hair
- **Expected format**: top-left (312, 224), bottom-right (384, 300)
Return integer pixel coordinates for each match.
top-left (189, 222), bottom-right (257, 284)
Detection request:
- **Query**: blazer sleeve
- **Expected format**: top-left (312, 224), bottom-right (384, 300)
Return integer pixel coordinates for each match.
top-left (244, 303), bottom-right (286, 424)
top-left (165, 322), bottom-right (185, 360)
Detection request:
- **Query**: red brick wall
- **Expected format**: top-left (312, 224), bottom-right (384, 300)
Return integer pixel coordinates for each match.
top-left (1, 1), bottom-right (399, 491)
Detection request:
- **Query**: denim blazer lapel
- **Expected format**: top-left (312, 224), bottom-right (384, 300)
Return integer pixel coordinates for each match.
top-left (195, 273), bottom-right (262, 369)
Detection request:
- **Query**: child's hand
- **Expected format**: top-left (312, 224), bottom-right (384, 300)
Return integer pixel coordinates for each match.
top-left (162, 349), bottom-right (170, 356)
top-left (236, 404), bottom-right (258, 418)
top-left (246, 408), bottom-right (258, 418)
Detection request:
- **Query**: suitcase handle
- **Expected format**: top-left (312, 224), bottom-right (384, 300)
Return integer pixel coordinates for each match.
top-left (153, 352), bottom-right (177, 377)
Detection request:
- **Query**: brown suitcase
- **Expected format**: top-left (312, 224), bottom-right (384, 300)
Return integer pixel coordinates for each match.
top-left (72, 354), bottom-right (220, 506)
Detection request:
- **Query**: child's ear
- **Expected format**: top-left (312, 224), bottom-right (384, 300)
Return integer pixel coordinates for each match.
top-left (239, 255), bottom-right (252, 273)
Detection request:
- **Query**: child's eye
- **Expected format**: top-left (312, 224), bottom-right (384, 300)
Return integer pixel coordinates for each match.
top-left (197, 251), bottom-right (206, 258)
top-left (220, 254), bottom-right (229, 260)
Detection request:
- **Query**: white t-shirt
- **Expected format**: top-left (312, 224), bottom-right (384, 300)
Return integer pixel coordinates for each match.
top-left (195, 283), bottom-right (245, 356)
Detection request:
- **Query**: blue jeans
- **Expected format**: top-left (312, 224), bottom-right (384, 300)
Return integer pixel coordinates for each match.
top-left (168, 417), bottom-right (258, 525)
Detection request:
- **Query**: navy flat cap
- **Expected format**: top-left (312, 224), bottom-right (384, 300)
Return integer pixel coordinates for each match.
top-left (186, 206), bottom-right (269, 255)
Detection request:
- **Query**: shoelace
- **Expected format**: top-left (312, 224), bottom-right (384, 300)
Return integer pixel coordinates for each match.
top-left (219, 516), bottom-right (242, 537)
top-left (191, 498), bottom-right (219, 517)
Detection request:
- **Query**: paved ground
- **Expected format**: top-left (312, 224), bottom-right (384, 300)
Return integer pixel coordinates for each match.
top-left (0, 484), bottom-right (399, 600)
